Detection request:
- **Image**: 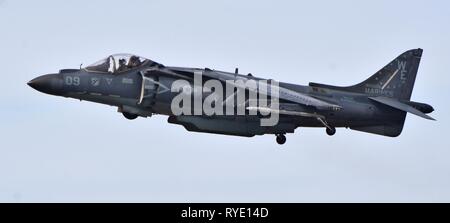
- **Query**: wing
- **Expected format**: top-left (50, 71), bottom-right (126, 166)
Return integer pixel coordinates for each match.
top-left (246, 106), bottom-right (324, 118)
top-left (246, 106), bottom-right (333, 129)
top-left (149, 67), bottom-right (341, 110)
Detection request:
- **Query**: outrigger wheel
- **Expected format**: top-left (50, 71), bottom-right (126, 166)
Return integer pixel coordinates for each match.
top-left (122, 112), bottom-right (138, 120)
top-left (326, 126), bottom-right (336, 136)
top-left (276, 134), bottom-right (287, 145)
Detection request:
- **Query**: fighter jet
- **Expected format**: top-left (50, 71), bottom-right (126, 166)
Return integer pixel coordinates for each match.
top-left (28, 49), bottom-right (434, 144)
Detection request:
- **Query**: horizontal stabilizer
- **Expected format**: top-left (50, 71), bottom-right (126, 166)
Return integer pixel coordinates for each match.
top-left (369, 96), bottom-right (435, 120)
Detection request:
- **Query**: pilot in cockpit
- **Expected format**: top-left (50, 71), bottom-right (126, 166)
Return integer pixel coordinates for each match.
top-left (117, 58), bottom-right (127, 72)
top-left (128, 56), bottom-right (142, 68)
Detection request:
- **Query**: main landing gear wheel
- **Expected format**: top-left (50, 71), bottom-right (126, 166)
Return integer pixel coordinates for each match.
top-left (123, 112), bottom-right (138, 120)
top-left (326, 127), bottom-right (336, 136)
top-left (276, 134), bottom-right (286, 145)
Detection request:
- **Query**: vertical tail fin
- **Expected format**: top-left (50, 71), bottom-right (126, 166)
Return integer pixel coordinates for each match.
top-left (348, 48), bottom-right (422, 100)
top-left (309, 49), bottom-right (423, 100)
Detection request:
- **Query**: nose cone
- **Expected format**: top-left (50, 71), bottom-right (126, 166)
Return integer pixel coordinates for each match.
top-left (28, 74), bottom-right (64, 96)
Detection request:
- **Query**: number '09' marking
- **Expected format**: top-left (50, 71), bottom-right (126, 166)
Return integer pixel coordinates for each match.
top-left (65, 76), bottom-right (80, 86)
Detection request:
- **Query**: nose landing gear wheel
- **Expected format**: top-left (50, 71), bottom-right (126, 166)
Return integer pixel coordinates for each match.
top-left (276, 134), bottom-right (286, 145)
top-left (123, 112), bottom-right (138, 120)
top-left (326, 127), bottom-right (336, 136)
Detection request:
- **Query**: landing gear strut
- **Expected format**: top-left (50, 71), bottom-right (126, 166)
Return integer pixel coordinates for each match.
top-left (326, 126), bottom-right (336, 136)
top-left (276, 134), bottom-right (286, 145)
top-left (317, 117), bottom-right (336, 136)
top-left (123, 112), bottom-right (138, 120)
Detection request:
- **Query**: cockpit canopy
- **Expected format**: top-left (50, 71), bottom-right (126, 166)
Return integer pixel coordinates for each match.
top-left (84, 54), bottom-right (151, 73)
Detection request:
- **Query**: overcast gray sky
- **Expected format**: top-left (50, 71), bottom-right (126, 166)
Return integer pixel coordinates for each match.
top-left (0, 0), bottom-right (449, 202)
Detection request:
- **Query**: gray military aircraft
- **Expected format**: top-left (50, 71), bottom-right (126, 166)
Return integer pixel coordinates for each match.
top-left (28, 49), bottom-right (434, 144)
